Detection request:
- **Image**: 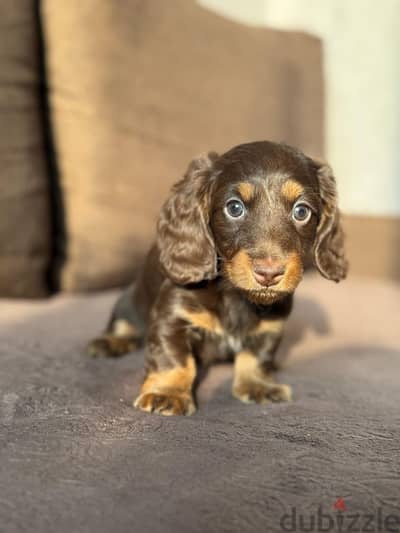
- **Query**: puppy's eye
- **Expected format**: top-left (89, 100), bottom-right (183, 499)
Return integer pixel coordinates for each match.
top-left (292, 202), bottom-right (312, 224)
top-left (224, 199), bottom-right (245, 219)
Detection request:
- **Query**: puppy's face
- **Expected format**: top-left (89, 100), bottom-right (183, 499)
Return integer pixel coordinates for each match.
top-left (210, 145), bottom-right (320, 303)
top-left (157, 141), bottom-right (348, 303)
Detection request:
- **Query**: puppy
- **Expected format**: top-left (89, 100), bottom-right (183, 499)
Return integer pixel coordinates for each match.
top-left (87, 141), bottom-right (348, 415)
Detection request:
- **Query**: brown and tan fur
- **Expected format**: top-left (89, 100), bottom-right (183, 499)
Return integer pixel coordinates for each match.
top-left (87, 141), bottom-right (348, 415)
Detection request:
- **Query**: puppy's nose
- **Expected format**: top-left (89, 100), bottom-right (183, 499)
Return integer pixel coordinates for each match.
top-left (253, 258), bottom-right (285, 287)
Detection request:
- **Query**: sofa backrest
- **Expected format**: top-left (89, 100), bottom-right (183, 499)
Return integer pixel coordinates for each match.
top-left (0, 1), bottom-right (51, 297)
top-left (0, 0), bottom-right (323, 296)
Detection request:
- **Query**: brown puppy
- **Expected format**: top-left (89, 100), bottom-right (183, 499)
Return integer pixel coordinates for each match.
top-left (87, 141), bottom-right (348, 415)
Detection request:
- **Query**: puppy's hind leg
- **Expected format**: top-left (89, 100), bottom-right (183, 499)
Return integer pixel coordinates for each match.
top-left (86, 284), bottom-right (145, 358)
top-left (86, 320), bottom-right (140, 358)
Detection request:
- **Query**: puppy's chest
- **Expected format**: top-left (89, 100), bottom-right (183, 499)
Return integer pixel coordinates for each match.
top-left (190, 300), bottom-right (261, 363)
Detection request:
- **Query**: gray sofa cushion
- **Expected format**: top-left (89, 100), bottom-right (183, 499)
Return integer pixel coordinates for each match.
top-left (1, 274), bottom-right (399, 531)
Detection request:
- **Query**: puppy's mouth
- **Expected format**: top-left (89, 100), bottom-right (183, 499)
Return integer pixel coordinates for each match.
top-left (222, 250), bottom-right (303, 304)
top-left (242, 286), bottom-right (288, 305)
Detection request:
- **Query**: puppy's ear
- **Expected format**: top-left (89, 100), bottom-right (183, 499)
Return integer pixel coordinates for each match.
top-left (312, 160), bottom-right (348, 282)
top-left (157, 152), bottom-right (219, 285)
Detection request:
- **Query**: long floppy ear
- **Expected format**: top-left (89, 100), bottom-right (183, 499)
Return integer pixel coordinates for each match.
top-left (313, 160), bottom-right (349, 282)
top-left (156, 152), bottom-right (219, 285)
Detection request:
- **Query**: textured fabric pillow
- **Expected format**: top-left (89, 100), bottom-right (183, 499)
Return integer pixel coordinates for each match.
top-left (0, 1), bottom-right (51, 297)
top-left (42, 0), bottom-right (323, 291)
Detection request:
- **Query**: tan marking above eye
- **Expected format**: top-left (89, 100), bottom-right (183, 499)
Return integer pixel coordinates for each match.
top-left (281, 180), bottom-right (304, 202)
top-left (237, 182), bottom-right (255, 202)
top-left (179, 308), bottom-right (224, 335)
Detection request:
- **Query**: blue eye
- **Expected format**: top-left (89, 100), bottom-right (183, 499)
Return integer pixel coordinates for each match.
top-left (225, 199), bottom-right (245, 219)
top-left (292, 202), bottom-right (312, 224)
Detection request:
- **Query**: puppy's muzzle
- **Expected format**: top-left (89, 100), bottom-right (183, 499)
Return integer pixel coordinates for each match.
top-left (252, 258), bottom-right (285, 287)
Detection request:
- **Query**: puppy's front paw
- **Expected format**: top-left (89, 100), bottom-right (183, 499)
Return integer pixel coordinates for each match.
top-left (233, 380), bottom-right (292, 404)
top-left (134, 391), bottom-right (196, 416)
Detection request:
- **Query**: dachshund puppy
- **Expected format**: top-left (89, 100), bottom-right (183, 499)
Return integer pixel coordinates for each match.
top-left (87, 141), bottom-right (348, 415)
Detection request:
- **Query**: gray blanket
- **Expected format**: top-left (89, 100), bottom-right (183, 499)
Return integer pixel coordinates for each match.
top-left (1, 275), bottom-right (399, 532)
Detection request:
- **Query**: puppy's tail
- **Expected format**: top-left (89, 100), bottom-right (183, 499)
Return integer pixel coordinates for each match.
top-left (86, 283), bottom-right (145, 358)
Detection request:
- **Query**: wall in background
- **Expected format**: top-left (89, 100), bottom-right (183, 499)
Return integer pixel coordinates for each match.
top-left (199, 0), bottom-right (400, 218)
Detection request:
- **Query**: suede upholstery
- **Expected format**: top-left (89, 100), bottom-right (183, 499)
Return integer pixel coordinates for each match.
top-left (0, 1), bottom-right (50, 297)
top-left (1, 274), bottom-right (399, 531)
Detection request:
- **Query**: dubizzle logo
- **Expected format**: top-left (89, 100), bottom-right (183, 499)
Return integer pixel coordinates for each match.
top-left (333, 498), bottom-right (346, 512)
top-left (279, 498), bottom-right (400, 532)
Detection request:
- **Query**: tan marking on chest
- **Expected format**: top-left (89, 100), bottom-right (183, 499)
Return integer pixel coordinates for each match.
top-left (281, 179), bottom-right (304, 202)
top-left (180, 309), bottom-right (224, 335)
top-left (237, 182), bottom-right (256, 202)
top-left (251, 319), bottom-right (284, 336)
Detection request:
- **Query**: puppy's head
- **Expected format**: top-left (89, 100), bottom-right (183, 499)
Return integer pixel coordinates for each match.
top-left (157, 141), bottom-right (348, 304)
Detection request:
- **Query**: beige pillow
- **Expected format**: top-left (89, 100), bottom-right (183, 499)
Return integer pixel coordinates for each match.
top-left (0, 1), bottom-right (51, 297)
top-left (42, 0), bottom-right (323, 291)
